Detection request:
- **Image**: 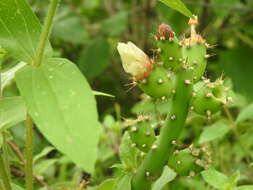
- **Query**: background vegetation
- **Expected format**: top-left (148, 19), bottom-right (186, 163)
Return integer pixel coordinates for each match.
top-left (1, 0), bottom-right (253, 189)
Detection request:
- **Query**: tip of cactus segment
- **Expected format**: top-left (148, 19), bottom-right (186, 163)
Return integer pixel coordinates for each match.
top-left (188, 15), bottom-right (199, 26)
top-left (182, 16), bottom-right (205, 46)
top-left (155, 23), bottom-right (175, 41)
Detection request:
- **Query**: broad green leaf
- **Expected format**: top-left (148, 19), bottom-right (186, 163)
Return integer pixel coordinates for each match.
top-left (93, 90), bottom-right (115, 98)
top-left (34, 146), bottom-right (55, 163)
top-left (199, 122), bottom-right (230, 144)
top-left (78, 38), bottom-right (110, 79)
top-left (97, 179), bottom-right (116, 190)
top-left (201, 168), bottom-right (229, 189)
top-left (1, 62), bottom-right (27, 91)
top-left (0, 96), bottom-right (26, 131)
top-left (16, 58), bottom-right (101, 173)
top-left (236, 185), bottom-right (253, 190)
top-left (159, 0), bottom-right (194, 18)
top-left (119, 132), bottom-right (137, 170)
top-left (236, 103), bottom-right (253, 123)
top-left (152, 166), bottom-right (177, 190)
top-left (113, 174), bottom-right (132, 190)
top-left (0, 0), bottom-right (52, 63)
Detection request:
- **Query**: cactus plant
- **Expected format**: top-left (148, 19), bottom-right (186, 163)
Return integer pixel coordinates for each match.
top-left (117, 16), bottom-right (230, 190)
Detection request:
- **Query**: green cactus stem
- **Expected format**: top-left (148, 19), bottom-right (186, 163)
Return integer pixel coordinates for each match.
top-left (190, 79), bottom-right (228, 116)
top-left (181, 18), bottom-right (207, 81)
top-left (155, 24), bottom-right (184, 71)
top-left (157, 39), bottom-right (183, 70)
top-left (132, 70), bottom-right (193, 190)
top-left (131, 17), bottom-right (209, 190)
top-left (182, 42), bottom-right (206, 81)
top-left (129, 120), bottom-right (156, 153)
top-left (138, 66), bottom-right (175, 99)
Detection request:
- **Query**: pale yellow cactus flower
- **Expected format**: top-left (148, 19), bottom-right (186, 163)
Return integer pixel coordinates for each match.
top-left (117, 42), bottom-right (152, 80)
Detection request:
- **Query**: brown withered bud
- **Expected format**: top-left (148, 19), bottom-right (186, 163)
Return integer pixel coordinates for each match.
top-left (155, 23), bottom-right (174, 40)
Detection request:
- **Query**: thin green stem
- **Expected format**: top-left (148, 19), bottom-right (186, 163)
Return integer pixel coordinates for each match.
top-left (33, 0), bottom-right (60, 67)
top-left (132, 73), bottom-right (192, 190)
top-left (25, 114), bottom-right (33, 190)
top-left (0, 153), bottom-right (12, 190)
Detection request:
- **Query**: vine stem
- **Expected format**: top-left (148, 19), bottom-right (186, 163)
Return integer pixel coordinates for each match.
top-left (0, 154), bottom-right (12, 190)
top-left (25, 1), bottom-right (60, 189)
top-left (132, 73), bottom-right (192, 190)
top-left (33, 0), bottom-right (60, 67)
top-left (25, 114), bottom-right (33, 190)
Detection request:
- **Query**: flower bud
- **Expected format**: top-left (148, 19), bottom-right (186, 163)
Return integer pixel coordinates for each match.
top-left (117, 42), bottom-right (152, 80)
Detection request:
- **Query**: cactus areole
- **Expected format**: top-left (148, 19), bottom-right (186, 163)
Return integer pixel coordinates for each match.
top-left (117, 17), bottom-right (229, 190)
